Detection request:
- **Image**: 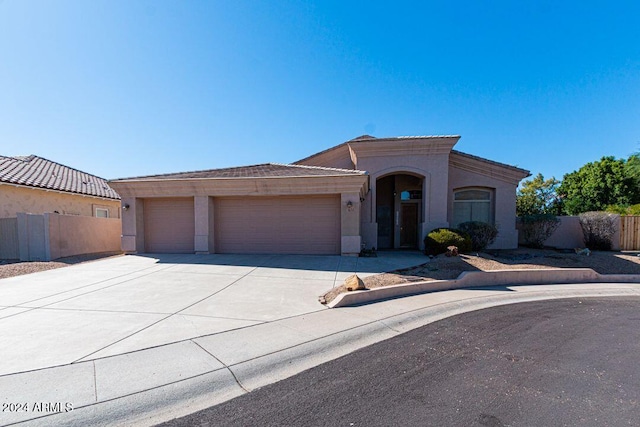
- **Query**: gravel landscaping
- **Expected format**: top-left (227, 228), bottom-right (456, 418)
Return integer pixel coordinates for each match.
top-left (0, 252), bottom-right (123, 279)
top-left (322, 248), bottom-right (640, 303)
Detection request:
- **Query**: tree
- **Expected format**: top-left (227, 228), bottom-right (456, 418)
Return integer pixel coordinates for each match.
top-left (626, 152), bottom-right (640, 178)
top-left (626, 152), bottom-right (640, 185)
top-left (516, 173), bottom-right (561, 217)
top-left (557, 156), bottom-right (640, 215)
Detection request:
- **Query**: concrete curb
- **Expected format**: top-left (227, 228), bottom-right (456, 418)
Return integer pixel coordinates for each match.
top-left (327, 268), bottom-right (640, 308)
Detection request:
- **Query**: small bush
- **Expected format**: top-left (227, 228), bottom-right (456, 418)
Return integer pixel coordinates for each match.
top-left (424, 228), bottom-right (472, 256)
top-left (520, 214), bottom-right (560, 248)
top-left (606, 204), bottom-right (640, 215)
top-left (579, 211), bottom-right (617, 250)
top-left (458, 221), bottom-right (498, 251)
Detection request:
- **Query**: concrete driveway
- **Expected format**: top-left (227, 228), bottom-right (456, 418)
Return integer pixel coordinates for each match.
top-left (0, 252), bottom-right (427, 376)
top-left (3, 252), bottom-right (640, 426)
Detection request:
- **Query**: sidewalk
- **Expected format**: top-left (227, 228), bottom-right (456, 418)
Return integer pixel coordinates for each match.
top-left (3, 276), bottom-right (640, 425)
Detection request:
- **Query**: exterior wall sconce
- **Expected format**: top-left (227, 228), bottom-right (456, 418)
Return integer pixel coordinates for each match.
top-left (346, 201), bottom-right (354, 212)
top-left (123, 204), bottom-right (130, 211)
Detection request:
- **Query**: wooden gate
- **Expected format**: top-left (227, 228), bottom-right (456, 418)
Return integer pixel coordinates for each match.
top-left (620, 216), bottom-right (640, 250)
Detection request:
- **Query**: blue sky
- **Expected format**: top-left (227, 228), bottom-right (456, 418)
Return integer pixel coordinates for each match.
top-left (1, 1), bottom-right (639, 182)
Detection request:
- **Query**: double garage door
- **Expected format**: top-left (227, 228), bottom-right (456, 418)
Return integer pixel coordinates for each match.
top-left (144, 195), bottom-right (341, 255)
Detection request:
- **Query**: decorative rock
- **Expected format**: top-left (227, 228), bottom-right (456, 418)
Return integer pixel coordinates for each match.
top-left (344, 274), bottom-right (366, 291)
top-left (445, 246), bottom-right (459, 257)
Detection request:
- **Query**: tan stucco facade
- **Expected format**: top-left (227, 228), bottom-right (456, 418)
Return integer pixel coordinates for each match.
top-left (111, 174), bottom-right (369, 256)
top-left (448, 153), bottom-right (526, 249)
top-left (0, 183), bottom-right (121, 219)
top-left (351, 138), bottom-right (456, 249)
top-left (111, 135), bottom-right (529, 255)
top-left (297, 136), bottom-right (530, 250)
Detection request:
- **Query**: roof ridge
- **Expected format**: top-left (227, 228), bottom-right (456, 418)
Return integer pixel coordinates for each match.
top-left (349, 134), bottom-right (376, 141)
top-left (0, 154), bottom-right (101, 178)
top-left (1, 154), bottom-right (37, 162)
top-left (20, 154), bottom-right (111, 181)
top-left (269, 162), bottom-right (366, 174)
top-left (370, 135), bottom-right (461, 140)
top-left (113, 163), bottom-right (274, 181)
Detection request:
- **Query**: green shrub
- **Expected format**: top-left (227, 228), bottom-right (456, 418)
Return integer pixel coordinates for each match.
top-left (579, 211), bottom-right (617, 250)
top-left (606, 204), bottom-right (640, 215)
top-left (424, 228), bottom-right (472, 256)
top-left (520, 214), bottom-right (560, 248)
top-left (457, 221), bottom-right (498, 251)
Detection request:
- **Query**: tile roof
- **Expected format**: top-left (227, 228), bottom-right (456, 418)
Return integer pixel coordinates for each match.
top-left (0, 155), bottom-right (120, 199)
top-left (296, 134), bottom-right (461, 163)
top-left (111, 163), bottom-right (366, 181)
top-left (450, 150), bottom-right (530, 176)
top-left (351, 134), bottom-right (461, 141)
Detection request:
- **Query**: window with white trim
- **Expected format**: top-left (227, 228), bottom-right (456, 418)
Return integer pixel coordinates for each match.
top-left (95, 208), bottom-right (109, 218)
top-left (452, 188), bottom-right (493, 227)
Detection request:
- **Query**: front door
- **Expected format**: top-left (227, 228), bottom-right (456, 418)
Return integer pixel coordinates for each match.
top-left (400, 204), bottom-right (418, 248)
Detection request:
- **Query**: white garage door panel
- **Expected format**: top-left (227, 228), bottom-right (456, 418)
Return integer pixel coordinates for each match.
top-left (216, 196), bottom-right (340, 254)
top-left (144, 198), bottom-right (194, 253)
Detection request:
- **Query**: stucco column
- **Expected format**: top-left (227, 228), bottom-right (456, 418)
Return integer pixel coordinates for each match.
top-left (341, 192), bottom-right (361, 256)
top-left (120, 197), bottom-right (140, 253)
top-left (423, 170), bottom-right (449, 239)
top-left (207, 197), bottom-right (216, 253)
top-left (194, 196), bottom-right (210, 254)
top-left (361, 181), bottom-right (377, 250)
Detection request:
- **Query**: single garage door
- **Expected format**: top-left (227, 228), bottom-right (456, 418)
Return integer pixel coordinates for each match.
top-left (144, 197), bottom-right (194, 253)
top-left (215, 195), bottom-right (341, 254)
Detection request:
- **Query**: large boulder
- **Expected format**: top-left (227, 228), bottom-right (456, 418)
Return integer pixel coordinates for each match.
top-left (344, 274), bottom-right (365, 291)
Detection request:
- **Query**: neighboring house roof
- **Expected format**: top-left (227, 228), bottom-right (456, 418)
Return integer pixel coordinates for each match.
top-left (0, 154), bottom-right (120, 200)
top-left (110, 163), bottom-right (367, 182)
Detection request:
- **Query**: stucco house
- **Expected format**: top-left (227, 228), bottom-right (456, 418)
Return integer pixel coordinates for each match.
top-left (110, 135), bottom-right (530, 256)
top-left (0, 154), bottom-right (121, 219)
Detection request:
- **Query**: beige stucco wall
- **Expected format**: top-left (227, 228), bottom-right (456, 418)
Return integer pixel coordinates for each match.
top-left (0, 183), bottom-right (120, 219)
top-left (113, 175), bottom-right (367, 256)
top-left (341, 192), bottom-right (362, 255)
top-left (47, 214), bottom-right (122, 259)
top-left (296, 137), bottom-right (528, 251)
top-left (297, 137), bottom-right (460, 251)
top-left (517, 215), bottom-right (621, 251)
top-left (12, 212), bottom-right (122, 261)
top-left (448, 166), bottom-right (520, 249)
top-left (358, 153), bottom-right (452, 250)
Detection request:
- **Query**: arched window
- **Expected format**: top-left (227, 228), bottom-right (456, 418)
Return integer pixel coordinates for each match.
top-left (453, 188), bottom-right (493, 227)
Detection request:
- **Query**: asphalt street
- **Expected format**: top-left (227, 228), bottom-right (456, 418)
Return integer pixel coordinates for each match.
top-left (158, 297), bottom-right (640, 427)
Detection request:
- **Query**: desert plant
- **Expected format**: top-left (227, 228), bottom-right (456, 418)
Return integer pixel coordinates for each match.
top-left (457, 221), bottom-right (498, 251)
top-left (578, 211), bottom-right (618, 250)
top-left (519, 214), bottom-right (561, 248)
top-left (424, 228), bottom-right (472, 256)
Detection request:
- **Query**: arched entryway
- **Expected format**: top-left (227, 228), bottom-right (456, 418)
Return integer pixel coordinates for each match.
top-left (376, 173), bottom-right (424, 249)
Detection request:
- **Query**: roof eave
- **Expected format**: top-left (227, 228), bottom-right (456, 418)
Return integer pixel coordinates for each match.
top-left (450, 151), bottom-right (531, 184)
